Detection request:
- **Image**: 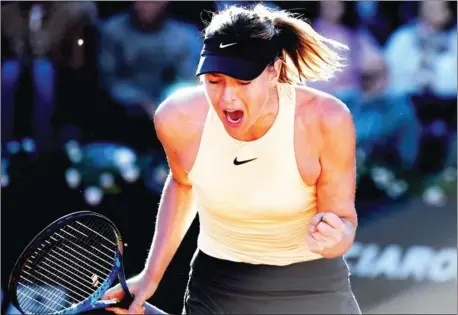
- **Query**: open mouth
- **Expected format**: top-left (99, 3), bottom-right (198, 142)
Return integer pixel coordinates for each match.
top-left (223, 109), bottom-right (244, 125)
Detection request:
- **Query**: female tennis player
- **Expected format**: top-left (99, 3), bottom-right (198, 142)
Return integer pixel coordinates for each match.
top-left (103, 4), bottom-right (361, 314)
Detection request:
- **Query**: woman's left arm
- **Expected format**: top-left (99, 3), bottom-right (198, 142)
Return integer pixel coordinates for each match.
top-left (306, 97), bottom-right (358, 259)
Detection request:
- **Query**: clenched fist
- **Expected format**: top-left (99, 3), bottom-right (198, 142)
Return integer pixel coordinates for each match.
top-left (306, 212), bottom-right (346, 256)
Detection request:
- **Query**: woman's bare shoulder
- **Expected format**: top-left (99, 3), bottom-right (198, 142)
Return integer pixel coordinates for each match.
top-left (295, 85), bottom-right (352, 129)
top-left (154, 85), bottom-right (209, 148)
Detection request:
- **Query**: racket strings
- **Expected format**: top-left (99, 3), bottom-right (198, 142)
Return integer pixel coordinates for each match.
top-left (18, 219), bottom-right (115, 313)
top-left (17, 217), bottom-right (119, 314)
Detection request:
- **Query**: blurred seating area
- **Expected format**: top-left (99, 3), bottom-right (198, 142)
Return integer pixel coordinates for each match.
top-left (2, 0), bottom-right (455, 207)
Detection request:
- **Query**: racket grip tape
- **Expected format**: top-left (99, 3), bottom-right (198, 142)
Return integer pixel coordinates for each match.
top-left (118, 294), bottom-right (167, 314)
top-left (144, 302), bottom-right (168, 314)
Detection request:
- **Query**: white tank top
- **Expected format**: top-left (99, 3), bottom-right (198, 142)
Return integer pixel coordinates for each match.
top-left (188, 83), bottom-right (322, 266)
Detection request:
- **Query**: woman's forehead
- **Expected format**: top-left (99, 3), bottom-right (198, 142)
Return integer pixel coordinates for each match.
top-left (205, 73), bottom-right (222, 77)
top-left (204, 71), bottom-right (266, 81)
top-left (205, 73), bottom-right (247, 81)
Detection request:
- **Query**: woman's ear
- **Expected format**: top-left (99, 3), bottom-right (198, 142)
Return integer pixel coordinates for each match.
top-left (268, 59), bottom-right (282, 85)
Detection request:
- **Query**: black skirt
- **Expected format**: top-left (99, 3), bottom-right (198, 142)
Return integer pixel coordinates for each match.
top-left (183, 250), bottom-right (361, 314)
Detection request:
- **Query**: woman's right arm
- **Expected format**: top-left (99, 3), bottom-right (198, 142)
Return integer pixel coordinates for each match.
top-left (142, 96), bottom-right (198, 285)
top-left (102, 93), bottom-right (200, 314)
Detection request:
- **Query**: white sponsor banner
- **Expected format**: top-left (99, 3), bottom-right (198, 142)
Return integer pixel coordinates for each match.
top-left (345, 242), bottom-right (457, 283)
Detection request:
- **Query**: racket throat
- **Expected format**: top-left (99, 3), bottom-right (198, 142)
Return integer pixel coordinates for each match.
top-left (118, 256), bottom-right (136, 308)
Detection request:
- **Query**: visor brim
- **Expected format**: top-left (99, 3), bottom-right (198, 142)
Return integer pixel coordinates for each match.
top-left (195, 55), bottom-right (268, 81)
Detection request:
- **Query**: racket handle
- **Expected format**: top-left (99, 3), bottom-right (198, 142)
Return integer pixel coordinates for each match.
top-left (144, 302), bottom-right (168, 314)
top-left (118, 295), bottom-right (167, 314)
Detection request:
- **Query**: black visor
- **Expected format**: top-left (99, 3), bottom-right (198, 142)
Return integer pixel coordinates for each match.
top-left (196, 33), bottom-right (281, 81)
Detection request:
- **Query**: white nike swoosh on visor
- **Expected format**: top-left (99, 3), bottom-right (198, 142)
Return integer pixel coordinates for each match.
top-left (219, 42), bottom-right (237, 49)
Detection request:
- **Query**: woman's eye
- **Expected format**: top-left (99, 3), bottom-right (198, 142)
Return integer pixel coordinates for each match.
top-left (239, 81), bottom-right (251, 85)
top-left (208, 80), bottom-right (220, 84)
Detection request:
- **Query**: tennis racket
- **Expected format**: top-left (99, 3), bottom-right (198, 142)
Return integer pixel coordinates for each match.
top-left (8, 210), bottom-right (166, 314)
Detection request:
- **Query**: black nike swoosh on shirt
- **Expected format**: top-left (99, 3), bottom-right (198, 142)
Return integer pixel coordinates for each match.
top-left (233, 157), bottom-right (257, 165)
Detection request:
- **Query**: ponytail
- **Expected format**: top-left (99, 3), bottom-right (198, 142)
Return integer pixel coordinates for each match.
top-left (254, 5), bottom-right (349, 84)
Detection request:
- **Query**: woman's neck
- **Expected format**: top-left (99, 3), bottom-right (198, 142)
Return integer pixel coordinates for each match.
top-left (244, 87), bottom-right (280, 141)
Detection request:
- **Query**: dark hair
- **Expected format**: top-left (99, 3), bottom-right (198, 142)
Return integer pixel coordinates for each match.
top-left (202, 4), bottom-right (349, 84)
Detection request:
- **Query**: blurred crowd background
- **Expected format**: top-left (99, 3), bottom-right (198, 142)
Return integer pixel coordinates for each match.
top-left (1, 1), bottom-right (457, 314)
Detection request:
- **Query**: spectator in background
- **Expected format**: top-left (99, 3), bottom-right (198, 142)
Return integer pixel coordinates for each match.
top-left (340, 48), bottom-right (421, 169)
top-left (214, 1), bottom-right (278, 11)
top-left (356, 1), bottom-right (392, 46)
top-left (1, 1), bottom-right (98, 154)
top-left (307, 1), bottom-right (360, 95)
top-left (99, 1), bottom-right (201, 117)
top-left (384, 0), bottom-right (457, 99)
